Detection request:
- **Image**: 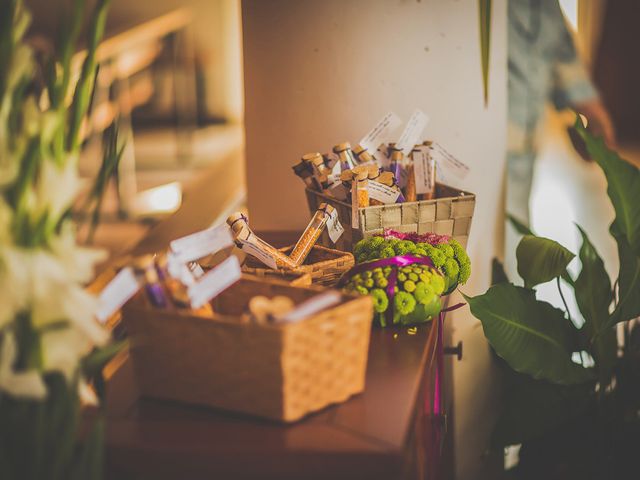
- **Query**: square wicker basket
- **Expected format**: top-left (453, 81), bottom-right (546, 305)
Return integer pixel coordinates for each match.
top-left (305, 183), bottom-right (476, 251)
top-left (122, 276), bottom-right (373, 423)
top-left (242, 244), bottom-right (354, 287)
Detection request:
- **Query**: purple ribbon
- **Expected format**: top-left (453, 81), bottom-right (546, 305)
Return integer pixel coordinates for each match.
top-left (339, 255), bottom-right (440, 326)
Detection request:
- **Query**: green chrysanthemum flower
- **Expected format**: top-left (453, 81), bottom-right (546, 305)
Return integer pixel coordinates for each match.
top-left (436, 243), bottom-right (454, 258)
top-left (408, 272), bottom-right (418, 282)
top-left (375, 276), bottom-right (388, 288)
top-left (397, 272), bottom-right (407, 282)
top-left (355, 285), bottom-right (369, 295)
top-left (403, 280), bottom-right (416, 293)
top-left (370, 288), bottom-right (389, 313)
top-left (380, 246), bottom-right (396, 259)
top-left (364, 278), bottom-right (374, 288)
top-left (394, 291), bottom-right (417, 315)
top-left (431, 274), bottom-right (446, 295)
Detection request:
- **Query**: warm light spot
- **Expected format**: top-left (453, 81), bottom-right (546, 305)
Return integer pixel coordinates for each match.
top-left (407, 327), bottom-right (417, 335)
top-left (132, 181), bottom-right (182, 217)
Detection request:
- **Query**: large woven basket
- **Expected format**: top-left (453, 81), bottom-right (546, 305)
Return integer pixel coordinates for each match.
top-left (122, 276), bottom-right (373, 422)
top-left (305, 183), bottom-right (475, 251)
top-left (243, 244), bottom-right (354, 287)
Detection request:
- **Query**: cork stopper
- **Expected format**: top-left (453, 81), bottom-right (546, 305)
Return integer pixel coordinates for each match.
top-left (356, 146), bottom-right (375, 163)
top-left (390, 151), bottom-right (404, 163)
top-left (367, 164), bottom-right (380, 179)
top-left (333, 142), bottom-right (352, 154)
top-left (154, 252), bottom-right (168, 269)
top-left (226, 212), bottom-right (249, 235)
top-left (422, 140), bottom-right (433, 147)
top-left (377, 171), bottom-right (396, 186)
top-left (319, 203), bottom-right (336, 216)
top-left (354, 170), bottom-right (368, 182)
top-left (302, 152), bottom-right (323, 164)
top-left (340, 170), bottom-right (354, 182)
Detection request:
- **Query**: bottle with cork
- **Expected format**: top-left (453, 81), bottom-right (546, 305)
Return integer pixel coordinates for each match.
top-left (154, 253), bottom-right (213, 315)
top-left (133, 255), bottom-right (169, 308)
top-left (333, 142), bottom-right (358, 171)
top-left (226, 213), bottom-right (298, 269)
top-left (288, 203), bottom-right (336, 266)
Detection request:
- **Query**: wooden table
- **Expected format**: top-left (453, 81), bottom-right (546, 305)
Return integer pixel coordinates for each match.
top-left (104, 232), bottom-right (453, 480)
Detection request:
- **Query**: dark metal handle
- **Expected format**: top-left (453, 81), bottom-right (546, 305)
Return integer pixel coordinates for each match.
top-left (444, 341), bottom-right (463, 361)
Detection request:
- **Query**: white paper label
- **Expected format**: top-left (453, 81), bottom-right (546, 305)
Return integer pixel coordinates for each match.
top-left (396, 109), bottom-right (429, 153)
top-left (96, 267), bottom-right (141, 323)
top-left (367, 181), bottom-right (401, 204)
top-left (374, 144), bottom-right (391, 169)
top-left (359, 112), bottom-right (402, 153)
top-left (276, 291), bottom-right (342, 324)
top-left (239, 238), bottom-right (278, 270)
top-left (327, 152), bottom-right (341, 174)
top-left (188, 256), bottom-right (241, 308)
top-left (431, 142), bottom-right (470, 184)
top-left (326, 172), bottom-right (342, 189)
top-left (413, 146), bottom-right (436, 195)
top-left (327, 208), bottom-right (344, 243)
top-left (169, 224), bottom-right (234, 263)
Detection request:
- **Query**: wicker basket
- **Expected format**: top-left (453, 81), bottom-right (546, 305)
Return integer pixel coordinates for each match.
top-left (243, 244), bottom-right (354, 287)
top-left (305, 183), bottom-right (475, 251)
top-left (122, 276), bottom-right (373, 423)
top-left (241, 269), bottom-right (312, 286)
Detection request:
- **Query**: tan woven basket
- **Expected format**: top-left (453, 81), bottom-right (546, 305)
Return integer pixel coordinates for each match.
top-left (305, 183), bottom-right (475, 251)
top-left (243, 244), bottom-right (354, 287)
top-left (241, 269), bottom-right (312, 286)
top-left (122, 276), bottom-right (373, 423)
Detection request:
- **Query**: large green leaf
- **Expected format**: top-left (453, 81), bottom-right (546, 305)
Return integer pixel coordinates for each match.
top-left (492, 368), bottom-right (594, 447)
top-left (575, 117), bottom-right (640, 256)
top-left (464, 284), bottom-right (595, 385)
top-left (516, 235), bottom-right (575, 288)
top-left (573, 226), bottom-right (616, 383)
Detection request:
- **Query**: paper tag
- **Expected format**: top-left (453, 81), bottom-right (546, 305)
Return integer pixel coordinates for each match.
top-left (326, 172), bottom-right (342, 189)
top-left (359, 112), bottom-right (403, 153)
top-left (327, 152), bottom-right (341, 173)
top-left (188, 256), bottom-right (241, 308)
top-left (169, 224), bottom-right (234, 263)
top-left (367, 181), bottom-right (401, 204)
top-left (413, 146), bottom-right (436, 194)
top-left (239, 238), bottom-right (278, 270)
top-left (96, 267), bottom-right (141, 324)
top-left (396, 109), bottom-right (429, 153)
top-left (276, 291), bottom-right (342, 324)
top-left (326, 208), bottom-right (344, 243)
top-left (431, 142), bottom-right (470, 184)
top-left (374, 144), bottom-right (391, 169)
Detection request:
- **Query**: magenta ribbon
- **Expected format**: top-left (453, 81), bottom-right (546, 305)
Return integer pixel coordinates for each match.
top-left (339, 255), bottom-right (440, 326)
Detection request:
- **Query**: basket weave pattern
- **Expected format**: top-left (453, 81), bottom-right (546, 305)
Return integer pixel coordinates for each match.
top-left (123, 277), bottom-right (372, 422)
top-left (305, 183), bottom-right (475, 251)
top-left (243, 244), bottom-right (354, 286)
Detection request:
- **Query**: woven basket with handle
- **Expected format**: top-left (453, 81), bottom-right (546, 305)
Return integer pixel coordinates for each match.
top-left (305, 183), bottom-right (475, 251)
top-left (243, 244), bottom-right (354, 287)
top-left (122, 276), bottom-right (373, 423)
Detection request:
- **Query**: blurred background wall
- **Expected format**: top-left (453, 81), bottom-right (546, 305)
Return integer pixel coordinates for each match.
top-left (242, 2), bottom-right (508, 479)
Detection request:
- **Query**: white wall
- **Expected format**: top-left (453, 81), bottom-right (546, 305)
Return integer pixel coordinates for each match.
top-left (242, 1), bottom-right (507, 478)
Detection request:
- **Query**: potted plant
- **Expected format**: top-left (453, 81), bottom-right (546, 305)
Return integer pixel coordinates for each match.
top-left (465, 119), bottom-right (640, 479)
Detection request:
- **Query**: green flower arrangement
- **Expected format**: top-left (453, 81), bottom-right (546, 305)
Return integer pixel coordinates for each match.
top-left (352, 232), bottom-right (471, 293)
top-left (343, 263), bottom-right (445, 327)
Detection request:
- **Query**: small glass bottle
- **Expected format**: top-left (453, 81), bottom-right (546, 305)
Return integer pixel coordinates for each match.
top-left (226, 213), bottom-right (298, 269)
top-left (134, 255), bottom-right (169, 308)
top-left (352, 144), bottom-right (375, 165)
top-left (292, 160), bottom-right (317, 190)
top-left (413, 143), bottom-right (436, 200)
top-left (352, 167), bottom-right (370, 208)
top-left (377, 171), bottom-right (405, 203)
top-left (333, 142), bottom-right (358, 171)
top-left (289, 203), bottom-right (335, 266)
top-left (389, 148), bottom-right (404, 182)
top-left (154, 253), bottom-right (213, 315)
top-left (304, 152), bottom-right (330, 189)
top-left (404, 163), bottom-right (417, 202)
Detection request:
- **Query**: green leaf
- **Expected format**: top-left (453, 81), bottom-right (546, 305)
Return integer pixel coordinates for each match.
top-left (464, 284), bottom-right (595, 385)
top-left (478, 0), bottom-right (492, 106)
top-left (516, 235), bottom-right (575, 288)
top-left (575, 116), bottom-right (640, 256)
top-left (573, 226), bottom-right (616, 384)
top-left (492, 368), bottom-right (593, 447)
top-left (508, 214), bottom-right (533, 236)
top-left (81, 340), bottom-right (126, 379)
top-left (609, 234), bottom-right (640, 328)
top-left (491, 257), bottom-right (508, 285)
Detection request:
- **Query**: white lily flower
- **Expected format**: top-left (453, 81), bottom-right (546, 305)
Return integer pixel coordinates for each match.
top-left (0, 332), bottom-right (47, 399)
